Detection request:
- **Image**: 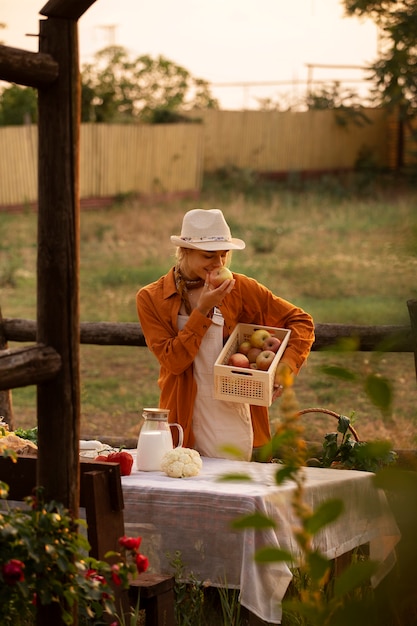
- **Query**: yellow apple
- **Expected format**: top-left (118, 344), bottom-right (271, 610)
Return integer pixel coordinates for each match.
top-left (250, 329), bottom-right (271, 348)
top-left (238, 340), bottom-right (252, 355)
top-left (210, 267), bottom-right (233, 287)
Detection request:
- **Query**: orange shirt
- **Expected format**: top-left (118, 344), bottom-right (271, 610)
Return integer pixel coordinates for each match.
top-left (136, 268), bottom-right (315, 449)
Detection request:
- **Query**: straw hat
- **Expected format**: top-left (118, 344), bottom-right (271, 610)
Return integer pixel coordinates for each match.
top-left (170, 209), bottom-right (245, 251)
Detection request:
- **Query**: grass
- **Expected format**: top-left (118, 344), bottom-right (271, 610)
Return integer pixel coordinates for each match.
top-left (1, 172), bottom-right (417, 448)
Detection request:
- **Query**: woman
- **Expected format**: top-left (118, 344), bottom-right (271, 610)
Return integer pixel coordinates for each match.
top-left (136, 208), bottom-right (314, 461)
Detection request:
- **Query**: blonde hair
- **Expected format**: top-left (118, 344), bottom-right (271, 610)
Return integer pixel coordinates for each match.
top-left (175, 247), bottom-right (232, 271)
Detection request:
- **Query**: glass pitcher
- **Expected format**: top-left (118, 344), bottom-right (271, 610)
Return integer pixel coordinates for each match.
top-left (136, 408), bottom-right (183, 471)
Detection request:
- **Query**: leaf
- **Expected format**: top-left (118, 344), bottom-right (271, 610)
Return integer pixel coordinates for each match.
top-left (275, 465), bottom-right (298, 485)
top-left (333, 560), bottom-right (378, 598)
top-left (337, 415), bottom-right (351, 436)
top-left (254, 546), bottom-right (293, 563)
top-left (321, 336), bottom-right (360, 352)
top-left (217, 473), bottom-right (252, 482)
top-left (306, 550), bottom-right (331, 582)
top-left (364, 374), bottom-right (392, 413)
top-left (320, 364), bottom-right (357, 381)
top-left (231, 511), bottom-right (276, 530)
top-left (374, 468), bottom-right (417, 495)
top-left (304, 499), bottom-right (344, 535)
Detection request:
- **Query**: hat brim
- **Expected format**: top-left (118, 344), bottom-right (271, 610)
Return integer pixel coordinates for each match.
top-left (170, 236), bottom-right (245, 251)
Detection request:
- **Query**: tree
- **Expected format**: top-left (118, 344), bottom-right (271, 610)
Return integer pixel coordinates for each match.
top-left (0, 84), bottom-right (38, 126)
top-left (305, 81), bottom-right (371, 127)
top-left (343, 0), bottom-right (417, 168)
top-left (81, 46), bottom-right (218, 123)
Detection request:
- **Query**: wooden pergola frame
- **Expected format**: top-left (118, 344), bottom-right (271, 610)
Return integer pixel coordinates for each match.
top-left (0, 0), bottom-right (101, 504)
top-left (0, 4), bottom-right (97, 622)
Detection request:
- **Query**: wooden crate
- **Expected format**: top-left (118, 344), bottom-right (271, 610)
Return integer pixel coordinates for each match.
top-left (214, 324), bottom-right (291, 407)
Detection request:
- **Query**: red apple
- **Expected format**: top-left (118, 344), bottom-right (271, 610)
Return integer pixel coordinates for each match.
top-left (247, 347), bottom-right (262, 363)
top-left (262, 336), bottom-right (282, 353)
top-left (238, 340), bottom-right (252, 356)
top-left (256, 350), bottom-right (276, 371)
top-left (250, 328), bottom-right (271, 349)
top-left (210, 266), bottom-right (233, 287)
top-left (228, 352), bottom-right (250, 368)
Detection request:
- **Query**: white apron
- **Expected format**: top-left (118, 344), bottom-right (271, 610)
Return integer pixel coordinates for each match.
top-left (178, 309), bottom-right (253, 461)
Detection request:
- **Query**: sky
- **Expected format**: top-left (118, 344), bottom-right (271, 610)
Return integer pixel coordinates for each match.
top-left (1, 0), bottom-right (379, 109)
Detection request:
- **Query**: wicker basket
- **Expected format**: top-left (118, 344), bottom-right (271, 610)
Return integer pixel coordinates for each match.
top-left (296, 407), bottom-right (360, 442)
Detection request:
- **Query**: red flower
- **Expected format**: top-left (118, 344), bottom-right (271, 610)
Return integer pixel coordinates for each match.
top-left (118, 535), bottom-right (142, 551)
top-left (2, 559), bottom-right (25, 585)
top-left (111, 564), bottom-right (122, 586)
top-left (85, 569), bottom-right (106, 585)
top-left (135, 553), bottom-right (149, 574)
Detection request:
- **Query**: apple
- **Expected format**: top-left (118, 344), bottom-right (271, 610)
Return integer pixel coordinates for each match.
top-left (262, 336), bottom-right (281, 353)
top-left (247, 347), bottom-right (262, 363)
top-left (256, 350), bottom-right (276, 371)
top-left (210, 266), bottom-right (233, 288)
top-left (249, 363), bottom-right (258, 370)
top-left (238, 340), bottom-right (252, 356)
top-left (228, 352), bottom-right (250, 368)
top-left (250, 328), bottom-right (271, 349)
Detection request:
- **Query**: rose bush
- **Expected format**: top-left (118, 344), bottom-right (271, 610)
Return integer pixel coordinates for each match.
top-left (0, 479), bottom-right (148, 625)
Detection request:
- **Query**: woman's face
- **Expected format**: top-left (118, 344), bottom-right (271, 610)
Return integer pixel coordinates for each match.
top-left (182, 249), bottom-right (229, 280)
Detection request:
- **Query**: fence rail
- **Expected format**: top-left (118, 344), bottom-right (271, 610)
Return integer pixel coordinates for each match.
top-left (1, 299), bottom-right (416, 428)
top-left (1, 317), bottom-right (413, 352)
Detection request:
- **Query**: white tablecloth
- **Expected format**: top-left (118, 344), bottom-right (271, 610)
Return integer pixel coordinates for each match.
top-left (121, 456), bottom-right (400, 624)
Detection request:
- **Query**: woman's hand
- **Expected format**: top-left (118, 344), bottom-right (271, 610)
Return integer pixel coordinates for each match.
top-left (197, 273), bottom-right (235, 316)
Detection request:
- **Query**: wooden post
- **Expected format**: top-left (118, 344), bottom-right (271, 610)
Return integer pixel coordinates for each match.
top-left (407, 299), bottom-right (417, 382)
top-left (37, 15), bottom-right (81, 512)
top-left (0, 307), bottom-right (14, 429)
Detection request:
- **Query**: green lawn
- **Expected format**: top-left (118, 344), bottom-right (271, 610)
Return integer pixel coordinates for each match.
top-left (2, 174), bottom-right (417, 447)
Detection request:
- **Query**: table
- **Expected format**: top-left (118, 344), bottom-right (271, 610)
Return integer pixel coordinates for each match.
top-left (121, 456), bottom-right (400, 624)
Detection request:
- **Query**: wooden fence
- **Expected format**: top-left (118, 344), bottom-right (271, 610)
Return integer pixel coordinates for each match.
top-left (185, 108), bottom-right (390, 173)
top-left (1, 299), bottom-right (416, 429)
top-left (0, 122), bottom-right (204, 206)
top-left (0, 108), bottom-right (391, 208)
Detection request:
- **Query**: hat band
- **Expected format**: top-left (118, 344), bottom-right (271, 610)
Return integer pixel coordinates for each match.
top-left (180, 236), bottom-right (231, 243)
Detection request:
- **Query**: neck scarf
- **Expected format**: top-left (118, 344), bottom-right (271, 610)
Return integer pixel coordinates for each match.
top-left (174, 266), bottom-right (204, 315)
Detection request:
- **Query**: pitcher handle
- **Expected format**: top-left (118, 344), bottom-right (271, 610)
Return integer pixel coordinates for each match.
top-left (170, 423), bottom-right (183, 448)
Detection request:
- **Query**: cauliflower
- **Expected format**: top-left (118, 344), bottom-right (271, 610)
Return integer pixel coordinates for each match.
top-left (161, 447), bottom-right (202, 478)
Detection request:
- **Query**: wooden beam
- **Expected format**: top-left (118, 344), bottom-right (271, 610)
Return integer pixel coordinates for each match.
top-left (37, 16), bottom-right (81, 515)
top-left (0, 344), bottom-right (61, 391)
top-left (1, 317), bottom-right (411, 351)
top-left (40, 0), bottom-right (98, 20)
top-left (0, 308), bottom-right (14, 427)
top-left (407, 299), bottom-right (417, 381)
top-left (0, 45), bottom-right (59, 88)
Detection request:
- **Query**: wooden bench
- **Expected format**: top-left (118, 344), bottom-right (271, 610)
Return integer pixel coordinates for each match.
top-left (0, 454), bottom-right (175, 626)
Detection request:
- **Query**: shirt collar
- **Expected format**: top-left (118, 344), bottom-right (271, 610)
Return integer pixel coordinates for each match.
top-left (163, 267), bottom-right (178, 299)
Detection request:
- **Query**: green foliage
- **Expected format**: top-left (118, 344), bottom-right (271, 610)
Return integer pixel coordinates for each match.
top-left (306, 82), bottom-right (372, 127)
top-left (344, 0), bottom-right (417, 116)
top-left (167, 551), bottom-right (205, 626)
top-left (0, 85), bottom-right (37, 126)
top-left (320, 339), bottom-right (394, 417)
top-left (13, 426), bottom-right (38, 444)
top-left (81, 46), bottom-right (218, 123)
top-left (0, 483), bottom-right (143, 624)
